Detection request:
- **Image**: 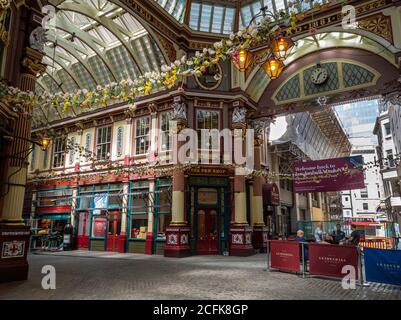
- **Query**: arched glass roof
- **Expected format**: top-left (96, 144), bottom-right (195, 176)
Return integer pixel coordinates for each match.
top-left (154, 0), bottom-right (324, 34)
top-left (37, 0), bottom-right (167, 95)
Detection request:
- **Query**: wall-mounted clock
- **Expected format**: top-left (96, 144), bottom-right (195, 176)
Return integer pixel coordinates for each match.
top-left (311, 67), bottom-right (328, 85)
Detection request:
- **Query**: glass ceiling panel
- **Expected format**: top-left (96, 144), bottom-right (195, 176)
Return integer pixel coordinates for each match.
top-left (106, 46), bottom-right (140, 80)
top-left (71, 63), bottom-right (96, 90)
top-left (189, 1), bottom-right (236, 34)
top-left (199, 4), bottom-right (212, 32)
top-left (154, 0), bottom-right (186, 23)
top-left (88, 55), bottom-right (115, 85)
top-left (57, 69), bottom-right (79, 93)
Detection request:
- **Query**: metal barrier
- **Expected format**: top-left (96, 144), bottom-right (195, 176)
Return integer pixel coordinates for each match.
top-left (265, 240), bottom-right (364, 285)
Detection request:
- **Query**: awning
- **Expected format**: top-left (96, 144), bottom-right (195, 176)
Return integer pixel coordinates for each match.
top-left (343, 222), bottom-right (379, 226)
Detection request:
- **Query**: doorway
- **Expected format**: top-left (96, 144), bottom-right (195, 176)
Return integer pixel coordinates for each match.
top-left (187, 177), bottom-right (230, 256)
top-left (106, 210), bottom-right (121, 252)
top-left (196, 208), bottom-right (219, 255)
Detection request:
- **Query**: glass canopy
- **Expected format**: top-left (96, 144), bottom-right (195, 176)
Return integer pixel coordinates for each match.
top-left (37, 0), bottom-right (167, 96)
top-left (154, 0), bottom-right (324, 34)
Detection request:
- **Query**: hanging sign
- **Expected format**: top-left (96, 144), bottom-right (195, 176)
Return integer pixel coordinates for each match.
top-left (293, 156), bottom-right (365, 193)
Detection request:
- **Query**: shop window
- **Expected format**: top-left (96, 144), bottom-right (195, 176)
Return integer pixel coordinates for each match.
top-left (78, 211), bottom-right (90, 236)
top-left (157, 214), bottom-right (171, 240)
top-left (160, 112), bottom-right (173, 151)
top-left (52, 137), bottom-right (66, 168)
top-left (135, 116), bottom-right (150, 155)
top-left (37, 189), bottom-right (72, 207)
top-left (96, 126), bottom-right (112, 160)
top-left (156, 180), bottom-right (172, 240)
top-left (130, 214), bottom-right (148, 239)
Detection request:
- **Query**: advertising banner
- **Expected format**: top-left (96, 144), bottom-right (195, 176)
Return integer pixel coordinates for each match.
top-left (270, 240), bottom-right (300, 273)
top-left (293, 156), bottom-right (365, 193)
top-left (92, 217), bottom-right (106, 238)
top-left (309, 243), bottom-right (358, 279)
top-left (364, 248), bottom-right (401, 286)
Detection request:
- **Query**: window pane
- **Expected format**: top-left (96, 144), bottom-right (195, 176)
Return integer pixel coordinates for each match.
top-left (189, 2), bottom-right (200, 29)
top-left (200, 4), bottom-right (212, 32)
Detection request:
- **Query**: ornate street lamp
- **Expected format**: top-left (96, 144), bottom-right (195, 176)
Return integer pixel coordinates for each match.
top-left (39, 136), bottom-right (50, 151)
top-left (232, 48), bottom-right (253, 72)
top-left (262, 55), bottom-right (284, 80)
top-left (270, 34), bottom-right (294, 61)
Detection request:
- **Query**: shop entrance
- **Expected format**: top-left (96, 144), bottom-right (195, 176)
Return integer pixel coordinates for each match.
top-left (106, 210), bottom-right (121, 252)
top-left (187, 176), bottom-right (230, 256)
top-left (195, 208), bottom-right (219, 255)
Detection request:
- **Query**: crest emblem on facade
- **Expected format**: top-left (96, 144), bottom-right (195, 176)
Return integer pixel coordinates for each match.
top-left (167, 234), bottom-right (178, 245)
top-left (232, 107), bottom-right (247, 125)
top-left (172, 102), bottom-right (187, 121)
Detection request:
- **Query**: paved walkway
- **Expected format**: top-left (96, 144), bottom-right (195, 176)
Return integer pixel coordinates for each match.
top-left (0, 251), bottom-right (400, 300)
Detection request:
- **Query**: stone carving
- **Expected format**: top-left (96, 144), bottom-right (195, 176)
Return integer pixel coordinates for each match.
top-left (172, 102), bottom-right (186, 121)
top-left (384, 91), bottom-right (401, 106)
top-left (357, 13), bottom-right (393, 44)
top-left (29, 27), bottom-right (47, 53)
top-left (252, 117), bottom-right (273, 138)
top-left (232, 107), bottom-right (247, 125)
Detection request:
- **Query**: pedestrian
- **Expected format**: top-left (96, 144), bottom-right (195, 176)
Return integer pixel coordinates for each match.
top-left (347, 224), bottom-right (360, 246)
top-left (332, 223), bottom-right (346, 244)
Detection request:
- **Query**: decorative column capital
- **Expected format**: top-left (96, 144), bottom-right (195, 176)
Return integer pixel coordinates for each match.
top-left (383, 91), bottom-right (401, 106)
top-left (21, 48), bottom-right (46, 77)
top-left (251, 117), bottom-right (274, 140)
top-left (124, 104), bottom-right (137, 120)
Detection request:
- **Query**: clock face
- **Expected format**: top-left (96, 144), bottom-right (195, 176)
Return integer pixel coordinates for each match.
top-left (311, 67), bottom-right (328, 84)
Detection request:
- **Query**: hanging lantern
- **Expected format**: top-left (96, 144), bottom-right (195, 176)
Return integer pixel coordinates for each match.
top-left (232, 48), bottom-right (253, 72)
top-left (270, 34), bottom-right (294, 61)
top-left (39, 136), bottom-right (50, 151)
top-left (263, 56), bottom-right (284, 80)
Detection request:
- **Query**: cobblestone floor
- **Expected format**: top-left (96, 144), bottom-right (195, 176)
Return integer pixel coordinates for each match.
top-left (0, 251), bottom-right (400, 300)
